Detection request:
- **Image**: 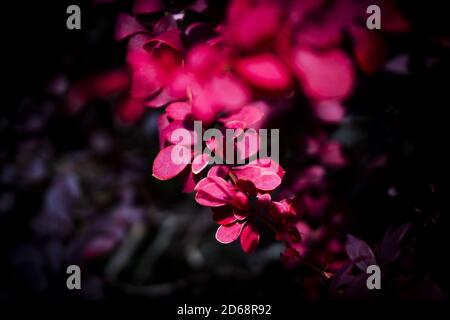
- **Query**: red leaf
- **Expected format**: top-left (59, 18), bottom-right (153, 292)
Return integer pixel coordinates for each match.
top-left (181, 169), bottom-right (197, 193)
top-left (116, 97), bottom-right (145, 124)
top-left (240, 222), bottom-right (260, 254)
top-left (351, 27), bottom-right (387, 75)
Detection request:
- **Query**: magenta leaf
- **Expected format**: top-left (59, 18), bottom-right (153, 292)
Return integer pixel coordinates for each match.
top-left (130, 65), bottom-right (161, 98)
top-left (235, 54), bottom-right (291, 90)
top-left (240, 222), bottom-right (260, 254)
top-left (212, 206), bottom-right (237, 225)
top-left (313, 100), bottom-right (345, 123)
top-left (162, 121), bottom-right (197, 146)
top-left (144, 89), bottom-right (177, 108)
top-left (146, 29), bottom-right (183, 52)
top-left (195, 182), bottom-right (234, 207)
top-left (115, 13), bottom-right (146, 41)
top-left (152, 145), bottom-right (190, 180)
top-left (215, 222), bottom-right (245, 244)
top-left (166, 102), bottom-right (192, 121)
top-left (292, 48), bottom-right (354, 100)
top-left (133, 0), bottom-right (164, 15)
top-left (191, 153), bottom-right (210, 174)
top-left (254, 172), bottom-right (282, 191)
top-left (219, 103), bottom-right (265, 128)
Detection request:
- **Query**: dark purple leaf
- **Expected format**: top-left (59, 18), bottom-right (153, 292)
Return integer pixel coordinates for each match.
top-left (345, 234), bottom-right (376, 272)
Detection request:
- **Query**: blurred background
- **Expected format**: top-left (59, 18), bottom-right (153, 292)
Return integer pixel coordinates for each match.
top-left (1, 0), bottom-right (449, 301)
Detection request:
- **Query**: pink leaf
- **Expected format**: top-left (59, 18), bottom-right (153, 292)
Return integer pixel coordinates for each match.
top-left (320, 141), bottom-right (347, 168)
top-left (152, 145), bottom-right (191, 180)
top-left (181, 170), bottom-right (197, 193)
top-left (224, 120), bottom-right (246, 131)
top-left (195, 182), bottom-right (234, 207)
top-left (209, 75), bottom-right (250, 113)
top-left (187, 44), bottom-right (221, 78)
top-left (295, 21), bottom-right (342, 49)
top-left (162, 121), bottom-right (197, 146)
top-left (157, 113), bottom-right (170, 148)
top-left (215, 222), bottom-right (245, 244)
top-left (226, 2), bottom-right (281, 50)
top-left (313, 100), bottom-right (345, 123)
top-left (126, 33), bottom-right (153, 69)
top-left (232, 165), bottom-right (262, 182)
top-left (292, 48), bottom-right (354, 100)
top-left (131, 64), bottom-right (162, 98)
top-left (190, 82), bottom-right (218, 124)
top-left (235, 54), bottom-right (291, 90)
top-left (254, 172), bottom-right (282, 191)
top-left (144, 89), bottom-right (177, 108)
top-left (248, 158), bottom-right (285, 178)
top-left (196, 175), bottom-right (235, 195)
top-left (219, 103), bottom-right (265, 128)
top-left (166, 102), bottom-right (192, 121)
top-left (207, 165), bottom-right (230, 179)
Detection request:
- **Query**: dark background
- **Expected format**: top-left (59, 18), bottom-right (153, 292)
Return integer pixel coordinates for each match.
top-left (1, 0), bottom-right (449, 302)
